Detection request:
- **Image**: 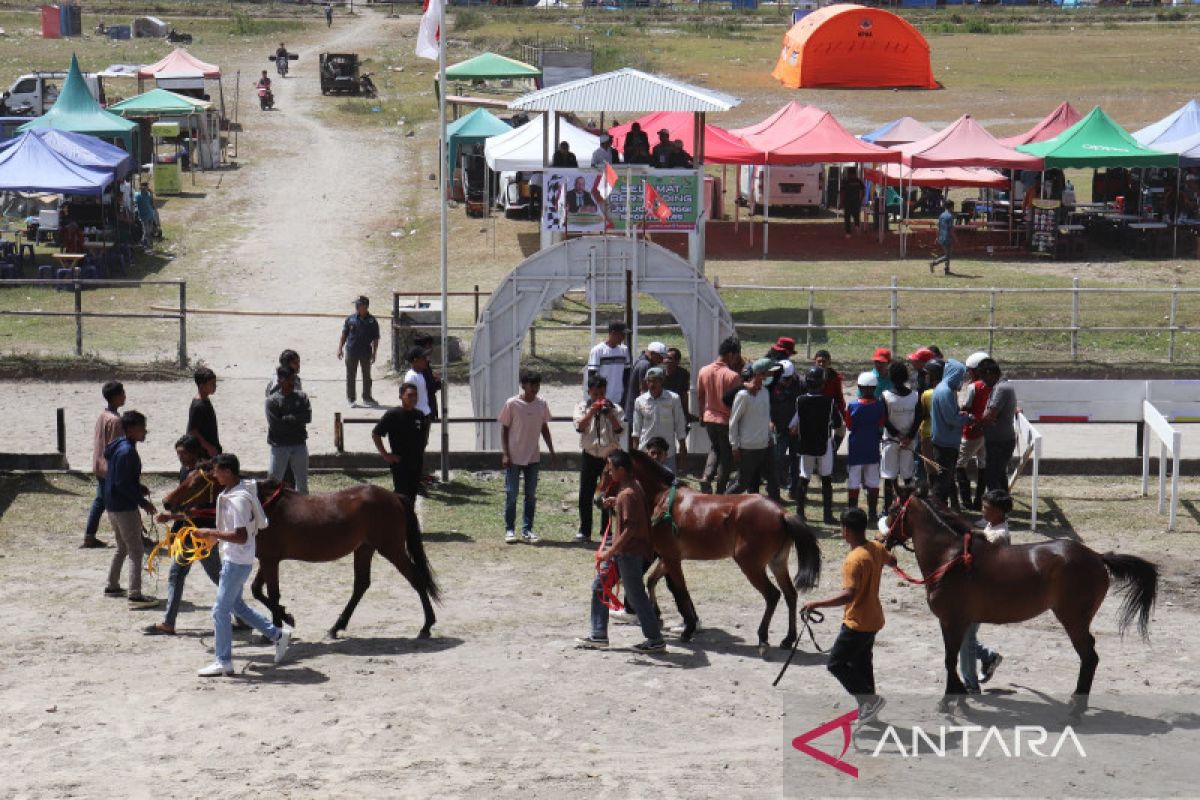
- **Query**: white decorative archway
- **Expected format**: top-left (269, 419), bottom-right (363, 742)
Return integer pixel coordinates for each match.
top-left (470, 235), bottom-right (736, 449)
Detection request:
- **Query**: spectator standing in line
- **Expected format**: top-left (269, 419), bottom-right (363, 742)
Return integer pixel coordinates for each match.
top-left (324, 2), bottom-right (333, 26)
top-left (372, 382), bottom-right (428, 500)
top-left (573, 375), bottom-right (623, 542)
top-left (917, 359), bottom-right (944, 485)
top-left (102, 410), bottom-right (158, 607)
top-left (412, 332), bottom-right (443, 426)
top-left (880, 362), bottom-right (922, 510)
top-left (403, 346), bottom-right (434, 439)
top-left (631, 368), bottom-right (688, 472)
top-left (696, 336), bottom-right (743, 494)
top-left (337, 295), bottom-right (381, 407)
top-left (626, 341), bottom-right (666, 425)
top-left (651, 129), bottom-right (675, 169)
top-left (906, 347), bottom-right (936, 395)
top-left (662, 346), bottom-right (691, 420)
top-left (585, 321), bottom-right (631, 401)
top-left (840, 168), bottom-right (866, 238)
top-left (766, 336), bottom-right (797, 362)
top-left (726, 359), bottom-right (778, 500)
top-left (499, 371), bottom-right (556, 545)
top-left (929, 199), bottom-right (956, 275)
top-left (957, 351), bottom-right (992, 511)
top-left (551, 141), bottom-right (578, 168)
top-left (930, 359), bottom-right (971, 510)
top-left (814, 349), bottom-right (847, 421)
top-left (977, 359), bottom-right (1019, 493)
top-left (188, 367), bottom-right (221, 459)
top-left (790, 367), bottom-right (843, 524)
top-left (591, 134), bottom-right (620, 168)
top-left (624, 122), bottom-right (651, 165)
top-left (265, 349), bottom-right (302, 396)
top-left (846, 372), bottom-right (887, 519)
top-left (869, 347), bottom-right (895, 397)
top-left (768, 359), bottom-right (802, 497)
top-left (265, 367), bottom-right (312, 494)
top-left (83, 380), bottom-right (125, 549)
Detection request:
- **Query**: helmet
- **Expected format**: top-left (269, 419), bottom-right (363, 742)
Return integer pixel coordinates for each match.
top-left (780, 360), bottom-right (795, 379)
top-left (965, 351), bottom-right (990, 369)
top-left (857, 371), bottom-right (878, 388)
top-left (805, 367), bottom-right (825, 389)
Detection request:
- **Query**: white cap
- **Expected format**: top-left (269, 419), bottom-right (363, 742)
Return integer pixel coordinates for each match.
top-left (965, 351), bottom-right (990, 369)
top-left (647, 341), bottom-right (668, 355)
top-left (780, 360), bottom-right (795, 379)
top-left (857, 371), bottom-right (878, 388)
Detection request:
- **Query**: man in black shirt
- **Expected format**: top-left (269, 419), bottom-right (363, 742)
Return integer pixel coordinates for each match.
top-left (551, 141), bottom-right (578, 168)
top-left (372, 382), bottom-right (427, 499)
top-left (338, 295), bottom-right (381, 406)
top-left (624, 122), bottom-right (650, 165)
top-left (790, 367), bottom-right (843, 524)
top-left (187, 367), bottom-right (221, 458)
top-left (662, 347), bottom-right (690, 420)
top-left (266, 367), bottom-right (312, 494)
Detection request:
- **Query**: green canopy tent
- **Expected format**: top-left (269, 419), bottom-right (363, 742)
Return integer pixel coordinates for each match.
top-left (109, 88), bottom-right (220, 169)
top-left (445, 52), bottom-right (542, 82)
top-left (446, 108), bottom-right (511, 173)
top-left (1018, 106), bottom-right (1177, 168)
top-left (19, 55), bottom-right (137, 152)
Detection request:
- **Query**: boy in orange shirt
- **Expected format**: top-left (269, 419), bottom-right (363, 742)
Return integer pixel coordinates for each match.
top-left (802, 507), bottom-right (896, 724)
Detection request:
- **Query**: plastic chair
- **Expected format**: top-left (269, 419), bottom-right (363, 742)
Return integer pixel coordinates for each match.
top-left (0, 262), bottom-right (15, 279)
top-left (18, 243), bottom-right (36, 270)
top-left (37, 264), bottom-right (54, 280)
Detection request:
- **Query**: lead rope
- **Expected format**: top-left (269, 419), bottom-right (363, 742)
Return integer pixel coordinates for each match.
top-left (772, 608), bottom-right (825, 687)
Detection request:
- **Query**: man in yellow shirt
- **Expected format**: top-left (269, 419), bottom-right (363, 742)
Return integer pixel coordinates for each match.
top-left (803, 507), bottom-right (896, 724)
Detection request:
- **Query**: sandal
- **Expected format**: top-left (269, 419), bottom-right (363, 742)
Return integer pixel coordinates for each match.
top-left (143, 623), bottom-right (175, 636)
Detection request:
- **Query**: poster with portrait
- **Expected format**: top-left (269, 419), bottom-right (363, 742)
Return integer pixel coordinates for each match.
top-left (542, 168), bottom-right (700, 233)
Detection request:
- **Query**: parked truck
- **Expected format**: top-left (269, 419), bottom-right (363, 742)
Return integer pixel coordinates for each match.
top-left (737, 164), bottom-right (825, 216)
top-left (0, 71), bottom-right (105, 116)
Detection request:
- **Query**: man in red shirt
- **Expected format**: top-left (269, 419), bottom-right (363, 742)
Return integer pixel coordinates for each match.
top-left (695, 337), bottom-right (743, 494)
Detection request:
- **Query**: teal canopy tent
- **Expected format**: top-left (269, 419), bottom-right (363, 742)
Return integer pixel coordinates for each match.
top-left (20, 54), bottom-right (137, 151)
top-left (447, 108), bottom-right (511, 171)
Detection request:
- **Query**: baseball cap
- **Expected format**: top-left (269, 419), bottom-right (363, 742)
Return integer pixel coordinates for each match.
top-left (647, 341), bottom-right (668, 355)
top-left (646, 367), bottom-right (666, 380)
top-left (872, 347), bottom-right (892, 362)
top-left (751, 357), bottom-right (774, 374)
top-left (774, 336), bottom-right (797, 354)
top-left (857, 371), bottom-right (879, 387)
top-left (907, 347), bottom-right (936, 364)
top-left (965, 351), bottom-right (990, 369)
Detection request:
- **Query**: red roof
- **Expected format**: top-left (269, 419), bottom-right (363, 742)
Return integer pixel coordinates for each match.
top-left (733, 103), bottom-right (900, 165)
top-left (137, 48), bottom-right (221, 80)
top-left (998, 102), bottom-right (1084, 148)
top-left (897, 115), bottom-right (1043, 170)
top-left (865, 163), bottom-right (1009, 189)
top-left (608, 111), bottom-right (764, 165)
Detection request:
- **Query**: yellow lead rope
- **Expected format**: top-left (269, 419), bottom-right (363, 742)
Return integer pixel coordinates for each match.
top-left (146, 519), bottom-right (215, 576)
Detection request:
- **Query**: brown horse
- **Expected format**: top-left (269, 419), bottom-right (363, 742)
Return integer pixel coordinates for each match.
top-left (163, 468), bottom-right (440, 639)
top-left (598, 450), bottom-right (821, 648)
top-left (882, 491), bottom-right (1157, 719)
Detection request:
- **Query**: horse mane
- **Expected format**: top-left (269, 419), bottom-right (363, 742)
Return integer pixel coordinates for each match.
top-left (629, 448), bottom-right (680, 488)
top-left (917, 492), bottom-right (975, 536)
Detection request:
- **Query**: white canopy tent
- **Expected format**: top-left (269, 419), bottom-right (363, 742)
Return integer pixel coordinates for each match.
top-left (483, 117), bottom-right (600, 172)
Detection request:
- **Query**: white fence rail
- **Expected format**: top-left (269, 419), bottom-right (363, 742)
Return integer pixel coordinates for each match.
top-left (1010, 412), bottom-right (1043, 531)
top-left (1141, 400), bottom-right (1183, 532)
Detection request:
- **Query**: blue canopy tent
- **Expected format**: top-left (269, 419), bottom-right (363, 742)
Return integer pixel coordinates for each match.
top-left (0, 129), bottom-right (133, 182)
top-left (0, 129), bottom-right (117, 195)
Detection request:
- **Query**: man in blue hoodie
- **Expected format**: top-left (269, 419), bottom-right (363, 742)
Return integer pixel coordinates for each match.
top-left (103, 411), bottom-right (159, 607)
top-left (929, 359), bottom-right (972, 511)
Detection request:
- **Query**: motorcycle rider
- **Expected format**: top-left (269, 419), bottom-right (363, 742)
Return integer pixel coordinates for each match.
top-left (275, 43), bottom-right (290, 77)
top-left (256, 70), bottom-right (273, 110)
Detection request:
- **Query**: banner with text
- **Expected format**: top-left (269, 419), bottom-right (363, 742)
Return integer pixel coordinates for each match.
top-left (542, 168), bottom-right (700, 233)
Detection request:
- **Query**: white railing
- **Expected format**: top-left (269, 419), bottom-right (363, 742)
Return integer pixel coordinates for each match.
top-left (1141, 400), bottom-right (1183, 532)
top-left (1010, 412), bottom-right (1043, 531)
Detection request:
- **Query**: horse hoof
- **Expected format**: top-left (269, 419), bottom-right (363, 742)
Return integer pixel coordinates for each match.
top-left (937, 699), bottom-right (951, 714)
top-left (328, 627), bottom-right (340, 640)
top-left (679, 630), bottom-right (694, 643)
top-left (417, 628), bottom-right (432, 640)
top-left (283, 613), bottom-right (296, 627)
top-left (779, 636), bottom-right (797, 650)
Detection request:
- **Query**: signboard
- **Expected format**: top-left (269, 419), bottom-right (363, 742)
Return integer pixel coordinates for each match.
top-left (542, 168), bottom-right (700, 233)
top-left (1028, 198), bottom-right (1061, 256)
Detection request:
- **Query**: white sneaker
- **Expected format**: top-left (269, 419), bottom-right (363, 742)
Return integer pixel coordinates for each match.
top-left (667, 620), bottom-right (700, 635)
top-left (504, 530), bottom-right (518, 544)
top-left (612, 609), bottom-right (640, 625)
top-left (521, 530), bottom-right (541, 545)
top-left (197, 662), bottom-right (233, 678)
top-left (274, 625), bottom-right (293, 664)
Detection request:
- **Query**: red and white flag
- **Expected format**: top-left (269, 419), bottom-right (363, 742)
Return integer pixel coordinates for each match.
top-left (416, 0), bottom-right (442, 60)
top-left (643, 180), bottom-right (672, 223)
top-left (595, 162), bottom-right (619, 201)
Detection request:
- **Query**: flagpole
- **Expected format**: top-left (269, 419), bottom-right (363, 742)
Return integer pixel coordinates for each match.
top-left (437, 0), bottom-right (449, 482)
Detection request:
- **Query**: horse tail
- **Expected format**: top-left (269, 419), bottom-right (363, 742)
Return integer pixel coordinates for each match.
top-left (1100, 552), bottom-right (1157, 640)
top-left (402, 495), bottom-right (441, 605)
top-left (783, 514), bottom-right (822, 592)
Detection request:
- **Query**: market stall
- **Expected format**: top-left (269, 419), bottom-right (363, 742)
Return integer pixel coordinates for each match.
top-left (18, 55), bottom-right (137, 152)
top-left (109, 88), bottom-right (220, 169)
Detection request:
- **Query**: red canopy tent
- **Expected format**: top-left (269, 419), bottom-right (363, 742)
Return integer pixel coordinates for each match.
top-left (998, 102), bottom-right (1083, 148)
top-left (137, 47), bottom-right (221, 79)
top-left (864, 163), bottom-right (1009, 189)
top-left (735, 108), bottom-right (901, 165)
top-left (608, 111), bottom-right (763, 165)
top-left (897, 115), bottom-right (1044, 170)
top-left (728, 101), bottom-right (816, 142)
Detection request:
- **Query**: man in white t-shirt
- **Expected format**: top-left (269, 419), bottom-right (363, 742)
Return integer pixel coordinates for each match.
top-left (193, 453), bottom-right (291, 677)
top-left (402, 347), bottom-right (433, 417)
top-left (585, 321), bottom-right (631, 401)
top-left (499, 371), bottom-right (556, 545)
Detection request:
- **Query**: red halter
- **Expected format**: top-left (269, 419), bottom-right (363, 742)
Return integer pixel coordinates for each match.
top-left (888, 496), bottom-right (973, 587)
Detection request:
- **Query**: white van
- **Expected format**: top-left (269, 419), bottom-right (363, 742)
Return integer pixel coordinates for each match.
top-left (737, 164), bottom-right (825, 215)
top-left (1, 72), bottom-right (105, 116)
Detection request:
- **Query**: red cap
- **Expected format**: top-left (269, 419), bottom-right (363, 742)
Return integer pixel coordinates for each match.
top-left (907, 347), bottom-right (935, 363)
top-left (775, 336), bottom-right (797, 353)
top-left (872, 347), bottom-right (892, 362)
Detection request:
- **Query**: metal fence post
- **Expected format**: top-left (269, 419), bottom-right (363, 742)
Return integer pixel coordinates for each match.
top-left (889, 276), bottom-right (898, 354)
top-left (74, 278), bottom-right (83, 356)
top-left (474, 284), bottom-right (481, 323)
top-left (806, 288), bottom-right (815, 359)
top-left (1070, 277), bottom-right (1080, 362)
top-left (177, 281), bottom-right (188, 367)
top-left (1168, 284), bottom-right (1179, 364)
top-left (56, 407), bottom-right (66, 455)
top-left (988, 289), bottom-right (996, 356)
top-left (334, 412), bottom-right (344, 454)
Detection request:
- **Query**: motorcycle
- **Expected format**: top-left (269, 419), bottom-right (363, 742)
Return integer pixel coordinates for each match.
top-left (257, 84), bottom-right (274, 111)
top-left (275, 54), bottom-right (289, 78)
top-left (166, 28), bottom-right (193, 44)
top-left (359, 72), bottom-right (377, 99)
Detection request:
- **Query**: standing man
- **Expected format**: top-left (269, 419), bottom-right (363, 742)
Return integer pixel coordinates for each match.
top-left (626, 340), bottom-right (666, 426)
top-left (323, 1), bottom-right (333, 26)
top-left (188, 367), bottom-right (221, 458)
top-left (573, 375), bottom-right (622, 542)
top-left (802, 508), bottom-right (895, 724)
top-left (766, 336), bottom-right (797, 362)
top-left (768, 359), bottom-right (802, 497)
top-left (957, 351), bottom-right (992, 511)
top-left (499, 371), bottom-right (555, 545)
top-left (651, 129), bottom-right (674, 169)
top-left (840, 168), bottom-right (866, 238)
top-left (696, 336), bottom-right (743, 494)
top-left (102, 410), bottom-right (158, 607)
top-left (846, 372), bottom-right (886, 518)
top-left (662, 347), bottom-right (691, 420)
top-left (916, 359), bottom-right (944, 485)
top-left (880, 362), bottom-right (922, 510)
top-left (869, 347), bottom-right (894, 397)
top-left (726, 358), bottom-right (778, 500)
top-left (591, 134), bottom-right (619, 168)
top-left (929, 199), bottom-right (956, 275)
top-left (373, 382), bottom-right (427, 500)
top-left (266, 349), bottom-right (302, 395)
top-left (585, 321), bottom-right (631, 402)
top-left (930, 359), bottom-right (971, 510)
top-left (403, 346), bottom-right (434, 438)
top-left (575, 450), bottom-right (666, 653)
top-left (83, 380), bottom-right (125, 548)
top-left (338, 295), bottom-right (380, 407)
top-left (977, 358), bottom-right (1018, 493)
top-left (790, 367), bottom-right (843, 524)
top-left (265, 367), bottom-right (312, 494)
top-left (631, 367), bottom-right (688, 472)
top-left (135, 180), bottom-right (159, 247)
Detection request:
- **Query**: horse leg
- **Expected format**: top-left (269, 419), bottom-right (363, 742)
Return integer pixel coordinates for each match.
top-left (375, 538), bottom-right (436, 639)
top-left (329, 544), bottom-right (375, 639)
top-left (938, 619), bottom-right (969, 714)
top-left (1053, 608), bottom-right (1100, 722)
top-left (265, 561), bottom-right (294, 629)
top-left (769, 545), bottom-right (798, 650)
top-left (661, 559), bottom-right (699, 643)
top-left (252, 560), bottom-right (290, 628)
top-left (736, 557), bottom-right (781, 649)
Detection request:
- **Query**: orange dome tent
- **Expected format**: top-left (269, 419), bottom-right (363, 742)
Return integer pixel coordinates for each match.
top-left (772, 4), bottom-right (938, 90)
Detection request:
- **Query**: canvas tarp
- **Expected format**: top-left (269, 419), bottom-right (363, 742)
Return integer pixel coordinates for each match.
top-left (898, 115), bottom-right (1043, 170)
top-left (19, 55), bottom-right (137, 150)
top-left (861, 116), bottom-right (937, 148)
top-left (998, 102), bottom-right (1083, 147)
top-left (446, 52), bottom-right (541, 82)
top-left (133, 16), bottom-right (168, 38)
top-left (731, 104), bottom-right (900, 165)
top-left (864, 163), bottom-right (1009, 189)
top-left (484, 117), bottom-right (599, 172)
top-left (1018, 106), bottom-right (1177, 169)
top-left (1133, 100), bottom-right (1200, 148)
top-left (137, 48), bottom-right (221, 79)
top-left (109, 88), bottom-right (212, 116)
top-left (0, 130), bottom-right (119, 195)
top-left (0, 129), bottom-right (132, 180)
top-left (771, 4), bottom-right (938, 90)
top-left (608, 111), bottom-right (764, 165)
top-left (447, 108), bottom-right (512, 170)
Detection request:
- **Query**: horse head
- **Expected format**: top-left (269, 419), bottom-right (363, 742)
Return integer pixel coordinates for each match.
top-left (163, 462), bottom-right (219, 512)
